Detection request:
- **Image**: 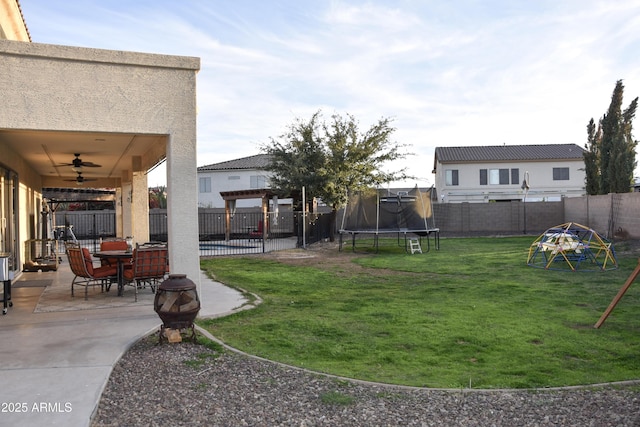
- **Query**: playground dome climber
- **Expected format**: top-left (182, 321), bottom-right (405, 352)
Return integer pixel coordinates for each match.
top-left (527, 222), bottom-right (617, 271)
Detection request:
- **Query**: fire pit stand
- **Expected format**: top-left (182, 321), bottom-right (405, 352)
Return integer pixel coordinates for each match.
top-left (154, 274), bottom-right (200, 343)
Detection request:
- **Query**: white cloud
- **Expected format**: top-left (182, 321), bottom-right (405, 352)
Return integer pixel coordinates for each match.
top-left (19, 0), bottom-right (640, 184)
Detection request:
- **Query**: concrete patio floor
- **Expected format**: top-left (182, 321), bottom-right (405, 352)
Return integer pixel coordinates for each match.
top-left (0, 261), bottom-right (247, 427)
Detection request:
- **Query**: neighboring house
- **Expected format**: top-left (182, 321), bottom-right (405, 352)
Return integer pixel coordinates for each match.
top-left (197, 154), bottom-right (275, 208)
top-left (433, 144), bottom-right (586, 203)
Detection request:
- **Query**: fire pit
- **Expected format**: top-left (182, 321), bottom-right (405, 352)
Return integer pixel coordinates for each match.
top-left (154, 274), bottom-right (200, 343)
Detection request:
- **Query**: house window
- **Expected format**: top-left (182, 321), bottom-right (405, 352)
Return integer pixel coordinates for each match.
top-left (228, 175), bottom-right (240, 180)
top-left (445, 169), bottom-right (459, 186)
top-left (199, 177), bottom-right (211, 193)
top-left (480, 169), bottom-right (487, 185)
top-left (489, 169), bottom-right (499, 184)
top-left (511, 168), bottom-right (519, 185)
top-left (553, 167), bottom-right (570, 180)
top-left (250, 175), bottom-right (268, 188)
top-left (489, 168), bottom-right (509, 185)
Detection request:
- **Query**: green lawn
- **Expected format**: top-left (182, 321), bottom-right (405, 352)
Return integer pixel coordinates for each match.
top-left (198, 236), bottom-right (640, 389)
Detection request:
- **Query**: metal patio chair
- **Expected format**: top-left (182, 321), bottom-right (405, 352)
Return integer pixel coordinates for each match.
top-left (66, 244), bottom-right (118, 300)
top-left (123, 243), bottom-right (169, 301)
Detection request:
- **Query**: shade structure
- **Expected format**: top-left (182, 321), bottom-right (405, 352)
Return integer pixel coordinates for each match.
top-left (527, 222), bottom-right (617, 271)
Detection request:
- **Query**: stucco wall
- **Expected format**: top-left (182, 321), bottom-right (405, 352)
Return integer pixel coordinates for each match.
top-left (0, 39), bottom-right (201, 283)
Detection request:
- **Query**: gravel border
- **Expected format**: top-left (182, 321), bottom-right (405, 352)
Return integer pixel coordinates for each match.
top-left (91, 331), bottom-right (640, 427)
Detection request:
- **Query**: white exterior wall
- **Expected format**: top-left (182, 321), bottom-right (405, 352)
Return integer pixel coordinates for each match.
top-left (198, 169), bottom-right (272, 208)
top-left (435, 159), bottom-right (585, 203)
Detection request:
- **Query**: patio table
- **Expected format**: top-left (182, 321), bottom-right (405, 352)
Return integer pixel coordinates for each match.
top-left (94, 250), bottom-right (133, 296)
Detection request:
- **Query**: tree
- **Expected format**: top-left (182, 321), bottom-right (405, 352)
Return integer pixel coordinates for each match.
top-left (583, 118), bottom-right (601, 195)
top-left (584, 80), bottom-right (638, 194)
top-left (149, 186), bottom-right (167, 209)
top-left (262, 111), bottom-right (328, 206)
top-left (262, 110), bottom-right (412, 215)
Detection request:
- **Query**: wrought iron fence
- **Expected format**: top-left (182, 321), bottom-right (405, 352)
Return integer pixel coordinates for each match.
top-left (53, 209), bottom-right (336, 256)
top-left (198, 210), bottom-right (299, 256)
top-left (149, 209), bottom-right (168, 242)
top-left (295, 211), bottom-right (335, 246)
top-left (53, 211), bottom-right (116, 239)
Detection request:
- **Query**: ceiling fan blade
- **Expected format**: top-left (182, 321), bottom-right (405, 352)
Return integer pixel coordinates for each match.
top-left (57, 153), bottom-right (102, 168)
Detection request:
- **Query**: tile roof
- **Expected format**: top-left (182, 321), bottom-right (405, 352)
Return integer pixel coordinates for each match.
top-left (435, 144), bottom-right (584, 163)
top-left (198, 154), bottom-right (272, 171)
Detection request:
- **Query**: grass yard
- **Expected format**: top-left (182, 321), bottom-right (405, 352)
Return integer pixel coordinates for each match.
top-left (198, 236), bottom-right (640, 389)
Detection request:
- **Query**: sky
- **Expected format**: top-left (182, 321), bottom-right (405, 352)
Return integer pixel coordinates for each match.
top-left (18, 0), bottom-right (640, 187)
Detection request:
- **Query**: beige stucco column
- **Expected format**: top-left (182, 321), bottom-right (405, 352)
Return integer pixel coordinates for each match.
top-left (122, 156), bottom-right (150, 245)
top-left (131, 171), bottom-right (150, 244)
top-left (166, 131), bottom-right (200, 286)
top-left (121, 171), bottom-right (133, 239)
top-left (114, 188), bottom-right (124, 238)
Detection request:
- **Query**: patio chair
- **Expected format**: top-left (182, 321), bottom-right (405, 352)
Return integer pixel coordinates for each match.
top-left (66, 244), bottom-right (118, 300)
top-left (98, 238), bottom-right (129, 268)
top-left (249, 220), bottom-right (264, 240)
top-left (123, 243), bottom-right (169, 301)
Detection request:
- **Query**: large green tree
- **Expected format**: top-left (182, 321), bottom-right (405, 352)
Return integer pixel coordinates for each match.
top-left (262, 110), bottom-right (411, 212)
top-left (262, 111), bottom-right (328, 205)
top-left (584, 80), bottom-right (638, 194)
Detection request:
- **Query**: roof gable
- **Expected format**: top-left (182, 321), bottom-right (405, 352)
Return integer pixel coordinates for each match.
top-left (435, 144), bottom-right (584, 164)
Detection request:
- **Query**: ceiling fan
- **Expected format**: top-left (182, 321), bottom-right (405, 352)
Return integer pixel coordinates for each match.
top-left (64, 172), bottom-right (98, 186)
top-left (58, 153), bottom-right (102, 171)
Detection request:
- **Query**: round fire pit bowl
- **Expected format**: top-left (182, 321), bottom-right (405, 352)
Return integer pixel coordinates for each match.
top-left (154, 274), bottom-right (200, 343)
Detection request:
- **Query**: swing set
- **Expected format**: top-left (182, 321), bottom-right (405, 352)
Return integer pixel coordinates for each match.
top-left (594, 258), bottom-right (640, 328)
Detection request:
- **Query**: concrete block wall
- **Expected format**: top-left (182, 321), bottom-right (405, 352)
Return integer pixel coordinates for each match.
top-left (433, 201), bottom-right (564, 236)
top-left (563, 197), bottom-right (589, 225)
top-left (611, 193), bottom-right (640, 239)
top-left (524, 202), bottom-right (565, 232)
top-left (563, 193), bottom-right (640, 239)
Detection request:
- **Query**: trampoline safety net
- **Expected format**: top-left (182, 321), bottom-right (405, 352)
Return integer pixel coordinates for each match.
top-left (340, 186), bottom-right (437, 234)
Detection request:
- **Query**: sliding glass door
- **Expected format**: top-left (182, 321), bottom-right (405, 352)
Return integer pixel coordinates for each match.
top-left (0, 165), bottom-right (19, 279)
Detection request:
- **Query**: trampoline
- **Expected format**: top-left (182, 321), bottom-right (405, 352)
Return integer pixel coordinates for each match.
top-left (339, 186), bottom-right (439, 252)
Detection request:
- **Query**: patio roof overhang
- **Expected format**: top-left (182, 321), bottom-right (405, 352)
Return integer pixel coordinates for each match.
top-left (1, 38), bottom-right (201, 283)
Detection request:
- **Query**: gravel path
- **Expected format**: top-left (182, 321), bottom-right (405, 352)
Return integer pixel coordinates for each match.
top-left (91, 333), bottom-right (640, 427)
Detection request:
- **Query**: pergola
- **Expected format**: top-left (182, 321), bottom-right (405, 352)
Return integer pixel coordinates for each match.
top-left (219, 189), bottom-right (278, 241)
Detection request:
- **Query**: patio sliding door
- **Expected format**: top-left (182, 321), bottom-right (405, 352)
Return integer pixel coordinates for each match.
top-left (0, 165), bottom-right (19, 278)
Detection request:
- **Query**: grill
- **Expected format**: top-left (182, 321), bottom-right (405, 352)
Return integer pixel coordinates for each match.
top-left (154, 274), bottom-right (200, 343)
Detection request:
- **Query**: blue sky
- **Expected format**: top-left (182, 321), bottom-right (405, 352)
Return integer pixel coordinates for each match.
top-left (19, 0), bottom-right (640, 186)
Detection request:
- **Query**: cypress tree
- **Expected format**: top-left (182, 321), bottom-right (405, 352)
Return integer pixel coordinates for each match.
top-left (586, 80), bottom-right (638, 194)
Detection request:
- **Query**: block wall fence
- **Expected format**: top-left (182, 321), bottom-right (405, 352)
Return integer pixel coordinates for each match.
top-left (432, 192), bottom-right (640, 240)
